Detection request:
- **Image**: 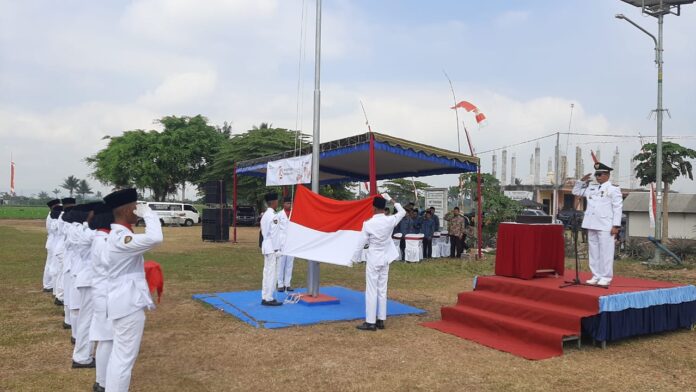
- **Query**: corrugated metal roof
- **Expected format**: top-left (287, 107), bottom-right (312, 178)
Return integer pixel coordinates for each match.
top-left (623, 192), bottom-right (696, 213)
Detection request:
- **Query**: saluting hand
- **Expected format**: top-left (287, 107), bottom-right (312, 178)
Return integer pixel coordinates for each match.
top-left (580, 173), bottom-right (592, 183)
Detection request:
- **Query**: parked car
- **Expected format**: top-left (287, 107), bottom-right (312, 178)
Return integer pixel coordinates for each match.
top-left (135, 201), bottom-right (200, 227)
top-left (233, 205), bottom-right (257, 226)
top-left (557, 209), bottom-right (583, 228)
top-left (520, 209), bottom-right (549, 216)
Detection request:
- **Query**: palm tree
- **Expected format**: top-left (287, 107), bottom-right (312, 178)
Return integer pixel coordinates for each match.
top-left (52, 188), bottom-right (60, 198)
top-left (76, 179), bottom-right (94, 201)
top-left (633, 142), bottom-right (696, 239)
top-left (61, 175), bottom-right (80, 197)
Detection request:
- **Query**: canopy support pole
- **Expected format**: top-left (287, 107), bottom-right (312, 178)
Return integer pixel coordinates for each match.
top-left (369, 133), bottom-right (377, 195)
top-left (233, 164), bottom-right (237, 243)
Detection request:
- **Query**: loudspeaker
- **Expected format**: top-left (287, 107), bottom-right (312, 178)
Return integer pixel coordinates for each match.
top-left (202, 208), bottom-right (230, 241)
top-left (204, 180), bottom-right (227, 205)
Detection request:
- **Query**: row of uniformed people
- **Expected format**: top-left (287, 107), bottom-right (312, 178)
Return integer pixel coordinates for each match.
top-left (41, 189), bottom-right (163, 392)
top-left (259, 193), bottom-right (294, 305)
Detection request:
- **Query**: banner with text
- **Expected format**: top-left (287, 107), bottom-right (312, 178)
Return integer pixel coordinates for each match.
top-left (266, 154), bottom-right (312, 186)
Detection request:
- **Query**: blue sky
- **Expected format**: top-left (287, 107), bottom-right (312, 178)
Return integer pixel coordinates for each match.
top-left (1, 0), bottom-right (694, 197)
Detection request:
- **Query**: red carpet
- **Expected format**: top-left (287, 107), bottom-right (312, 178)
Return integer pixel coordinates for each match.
top-left (422, 271), bottom-right (683, 360)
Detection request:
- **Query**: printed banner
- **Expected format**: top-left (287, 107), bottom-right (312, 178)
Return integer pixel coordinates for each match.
top-left (266, 154), bottom-right (312, 186)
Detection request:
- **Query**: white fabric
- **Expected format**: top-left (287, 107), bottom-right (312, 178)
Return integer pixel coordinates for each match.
top-left (354, 203), bottom-right (407, 267)
top-left (68, 223), bottom-right (95, 310)
top-left (262, 253), bottom-right (278, 301)
top-left (260, 207), bottom-right (281, 255)
top-left (42, 248), bottom-right (54, 289)
top-left (438, 230), bottom-right (450, 258)
top-left (105, 309), bottom-right (146, 392)
top-left (72, 286), bottom-right (95, 364)
top-left (265, 154), bottom-right (311, 186)
top-left (276, 255), bottom-right (294, 288)
top-left (587, 229), bottom-right (615, 282)
top-left (572, 180), bottom-right (623, 230)
top-left (106, 210), bottom-right (162, 320)
top-left (95, 340), bottom-right (113, 388)
top-left (90, 231), bottom-right (113, 342)
top-left (404, 234), bottom-right (424, 263)
top-left (432, 233), bottom-right (441, 258)
top-left (392, 234), bottom-right (403, 261)
top-left (70, 309), bottom-right (79, 339)
top-left (365, 262), bottom-right (389, 324)
top-left (283, 223), bottom-right (364, 267)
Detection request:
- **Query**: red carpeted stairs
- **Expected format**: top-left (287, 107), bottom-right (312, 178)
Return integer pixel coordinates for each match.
top-left (422, 274), bottom-right (603, 360)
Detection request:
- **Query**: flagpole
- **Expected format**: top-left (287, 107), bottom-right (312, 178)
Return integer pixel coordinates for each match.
top-left (443, 70), bottom-right (461, 153)
top-left (307, 0), bottom-right (322, 297)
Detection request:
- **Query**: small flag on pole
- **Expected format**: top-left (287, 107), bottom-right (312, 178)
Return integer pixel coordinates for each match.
top-left (451, 100), bottom-right (488, 126)
top-left (10, 158), bottom-right (15, 196)
top-left (648, 183), bottom-right (656, 229)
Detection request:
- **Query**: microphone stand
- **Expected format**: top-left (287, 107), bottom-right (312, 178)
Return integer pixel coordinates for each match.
top-left (560, 179), bottom-right (608, 289)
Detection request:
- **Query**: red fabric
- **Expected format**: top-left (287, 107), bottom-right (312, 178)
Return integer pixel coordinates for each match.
top-left (422, 271), bottom-right (684, 360)
top-left (591, 150), bottom-right (598, 164)
top-left (144, 261), bottom-right (164, 303)
top-left (451, 100), bottom-right (478, 112)
top-left (475, 112), bottom-right (487, 124)
top-left (290, 185), bottom-right (376, 232)
top-left (495, 223), bottom-right (565, 279)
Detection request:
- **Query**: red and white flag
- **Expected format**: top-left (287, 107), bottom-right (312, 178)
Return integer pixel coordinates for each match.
top-left (451, 100), bottom-right (487, 126)
top-left (648, 183), bottom-right (656, 229)
top-left (10, 159), bottom-right (15, 196)
top-left (281, 185), bottom-right (377, 267)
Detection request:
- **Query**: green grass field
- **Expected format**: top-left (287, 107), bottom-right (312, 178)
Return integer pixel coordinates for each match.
top-left (0, 206), bottom-right (48, 219)
top-left (1, 220), bottom-right (694, 391)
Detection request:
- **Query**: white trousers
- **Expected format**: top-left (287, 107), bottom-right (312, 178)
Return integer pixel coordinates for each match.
top-left (42, 249), bottom-right (54, 289)
top-left (587, 229), bottom-right (615, 281)
top-left (95, 340), bottom-right (113, 388)
top-left (262, 253), bottom-right (278, 301)
top-left (276, 255), bottom-right (294, 287)
top-left (70, 309), bottom-right (79, 339)
top-left (365, 263), bottom-right (390, 324)
top-left (53, 254), bottom-right (65, 300)
top-left (106, 309), bottom-right (146, 392)
top-left (73, 287), bottom-right (95, 364)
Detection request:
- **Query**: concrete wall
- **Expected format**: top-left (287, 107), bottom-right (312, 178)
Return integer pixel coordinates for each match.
top-left (627, 212), bottom-right (696, 240)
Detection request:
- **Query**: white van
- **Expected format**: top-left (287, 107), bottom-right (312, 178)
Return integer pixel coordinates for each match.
top-left (135, 201), bottom-right (200, 227)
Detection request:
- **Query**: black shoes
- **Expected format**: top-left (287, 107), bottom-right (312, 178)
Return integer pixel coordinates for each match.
top-left (42, 288), bottom-right (53, 293)
top-left (286, 286), bottom-right (294, 292)
top-left (72, 359), bottom-right (95, 369)
top-left (261, 299), bottom-right (283, 306)
top-left (71, 337), bottom-right (75, 345)
top-left (63, 322), bottom-right (71, 330)
top-left (93, 382), bottom-right (105, 392)
top-left (277, 287), bottom-right (286, 293)
top-left (54, 298), bottom-right (63, 306)
top-left (356, 322), bottom-right (377, 331)
top-left (376, 320), bottom-right (385, 330)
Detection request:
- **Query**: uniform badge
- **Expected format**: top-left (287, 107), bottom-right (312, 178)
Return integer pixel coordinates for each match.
top-left (124, 236), bottom-right (133, 244)
top-left (273, 219), bottom-right (278, 224)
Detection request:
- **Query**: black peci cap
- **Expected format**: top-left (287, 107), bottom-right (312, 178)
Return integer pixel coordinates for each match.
top-left (47, 199), bottom-right (61, 208)
top-left (373, 197), bottom-right (386, 209)
top-left (61, 197), bottom-right (76, 205)
top-left (264, 192), bottom-right (278, 202)
top-left (104, 188), bottom-right (138, 209)
top-left (283, 196), bottom-right (292, 203)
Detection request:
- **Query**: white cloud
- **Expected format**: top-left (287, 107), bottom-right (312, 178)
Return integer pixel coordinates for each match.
top-left (137, 71), bottom-right (218, 108)
top-left (494, 10), bottom-right (530, 28)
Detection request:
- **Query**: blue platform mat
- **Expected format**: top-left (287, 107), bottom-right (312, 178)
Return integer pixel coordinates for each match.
top-left (192, 286), bottom-right (425, 329)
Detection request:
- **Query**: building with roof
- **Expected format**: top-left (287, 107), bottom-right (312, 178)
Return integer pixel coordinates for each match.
top-left (623, 192), bottom-right (696, 240)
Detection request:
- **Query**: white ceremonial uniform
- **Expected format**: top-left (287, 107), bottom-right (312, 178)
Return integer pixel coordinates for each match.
top-left (260, 207), bottom-right (281, 301)
top-left (105, 209), bottom-right (162, 392)
top-left (52, 214), bottom-right (66, 299)
top-left (276, 209), bottom-right (294, 288)
top-left (72, 223), bottom-right (97, 364)
top-left (63, 222), bottom-right (81, 332)
top-left (67, 222), bottom-right (94, 343)
top-left (572, 179), bottom-right (623, 283)
top-left (42, 213), bottom-right (55, 290)
top-left (89, 229), bottom-right (113, 388)
top-left (355, 202), bottom-right (406, 324)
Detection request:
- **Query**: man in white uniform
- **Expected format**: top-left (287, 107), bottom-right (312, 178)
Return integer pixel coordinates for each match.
top-left (354, 194), bottom-right (406, 331)
top-left (42, 199), bottom-right (61, 292)
top-left (276, 196), bottom-right (294, 292)
top-left (103, 189), bottom-right (163, 392)
top-left (53, 197), bottom-right (75, 308)
top-left (260, 192), bottom-right (282, 306)
top-left (572, 161), bottom-right (623, 287)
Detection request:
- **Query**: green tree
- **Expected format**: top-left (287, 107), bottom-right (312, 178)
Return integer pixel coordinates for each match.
top-left (37, 191), bottom-right (50, 201)
top-left (87, 115), bottom-right (229, 201)
top-left (459, 173), bottom-right (520, 236)
top-left (381, 178), bottom-right (431, 209)
top-left (52, 188), bottom-right (60, 198)
top-left (633, 142), bottom-right (696, 239)
top-left (61, 175), bottom-right (80, 197)
top-left (77, 179), bottom-right (93, 201)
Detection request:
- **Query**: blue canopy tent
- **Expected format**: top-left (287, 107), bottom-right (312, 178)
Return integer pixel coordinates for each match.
top-left (231, 131), bottom-right (479, 241)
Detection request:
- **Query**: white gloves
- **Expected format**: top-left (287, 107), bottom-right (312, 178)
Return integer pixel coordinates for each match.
top-left (380, 193), bottom-right (392, 202)
top-left (134, 203), bottom-right (152, 218)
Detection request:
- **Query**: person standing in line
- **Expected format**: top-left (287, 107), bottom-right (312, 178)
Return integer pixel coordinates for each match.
top-left (53, 197), bottom-right (75, 307)
top-left (355, 194), bottom-right (406, 331)
top-left (260, 192), bottom-right (282, 306)
top-left (42, 199), bottom-right (61, 292)
top-left (445, 207), bottom-right (465, 258)
top-left (397, 207), bottom-right (413, 261)
top-left (276, 196), bottom-right (294, 293)
top-left (88, 202), bottom-right (114, 392)
top-left (428, 206), bottom-right (440, 232)
top-left (572, 161), bottom-right (623, 287)
top-left (103, 189), bottom-right (163, 392)
top-left (420, 211), bottom-right (435, 259)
